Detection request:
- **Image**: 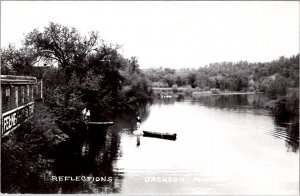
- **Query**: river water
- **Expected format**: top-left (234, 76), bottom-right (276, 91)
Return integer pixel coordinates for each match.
top-left (51, 94), bottom-right (299, 194)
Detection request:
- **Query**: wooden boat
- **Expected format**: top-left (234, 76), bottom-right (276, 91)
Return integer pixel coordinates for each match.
top-left (87, 122), bottom-right (114, 129)
top-left (143, 130), bottom-right (177, 140)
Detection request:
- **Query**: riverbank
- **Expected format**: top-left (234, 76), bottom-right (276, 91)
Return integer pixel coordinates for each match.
top-left (153, 87), bottom-right (257, 97)
top-left (214, 92), bottom-right (256, 95)
top-left (1, 101), bottom-right (68, 193)
top-left (193, 91), bottom-right (256, 97)
top-left (153, 88), bottom-right (298, 118)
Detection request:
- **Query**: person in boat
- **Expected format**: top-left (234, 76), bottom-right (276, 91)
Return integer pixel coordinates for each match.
top-left (135, 116), bottom-right (142, 146)
top-left (137, 135), bottom-right (140, 146)
top-left (136, 116), bottom-right (141, 123)
top-left (82, 108), bottom-right (91, 123)
top-left (86, 110), bottom-right (90, 122)
top-left (136, 116), bottom-right (141, 129)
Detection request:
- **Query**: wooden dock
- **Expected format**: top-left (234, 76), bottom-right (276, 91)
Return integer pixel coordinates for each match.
top-left (87, 122), bottom-right (114, 125)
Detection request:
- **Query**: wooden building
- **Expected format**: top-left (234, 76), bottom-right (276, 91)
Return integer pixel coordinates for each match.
top-left (1, 75), bottom-right (37, 137)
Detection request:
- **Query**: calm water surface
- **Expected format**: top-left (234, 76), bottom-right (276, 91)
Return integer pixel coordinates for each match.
top-left (53, 94), bottom-right (299, 194)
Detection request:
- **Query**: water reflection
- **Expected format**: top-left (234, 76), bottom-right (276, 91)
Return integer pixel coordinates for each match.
top-left (273, 114), bottom-right (299, 152)
top-left (151, 94), bottom-right (299, 152)
top-left (49, 94), bottom-right (298, 194)
top-left (192, 94), bottom-right (267, 110)
top-left (52, 125), bottom-right (123, 193)
top-left (192, 94), bottom-right (299, 151)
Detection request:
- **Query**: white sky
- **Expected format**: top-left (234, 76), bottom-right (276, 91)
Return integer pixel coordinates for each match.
top-left (1, 1), bottom-right (299, 69)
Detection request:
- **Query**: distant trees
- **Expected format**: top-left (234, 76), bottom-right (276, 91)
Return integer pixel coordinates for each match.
top-left (266, 74), bottom-right (289, 99)
top-left (187, 72), bottom-right (197, 88)
top-left (143, 54), bottom-right (299, 115)
top-left (120, 56), bottom-right (152, 103)
top-left (143, 67), bottom-right (178, 87)
top-left (163, 73), bottom-right (177, 87)
top-left (144, 55), bottom-right (298, 92)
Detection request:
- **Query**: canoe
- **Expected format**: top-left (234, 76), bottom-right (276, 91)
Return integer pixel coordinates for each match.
top-left (143, 130), bottom-right (177, 140)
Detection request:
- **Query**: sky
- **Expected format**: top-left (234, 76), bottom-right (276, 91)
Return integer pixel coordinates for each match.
top-left (1, 1), bottom-right (299, 69)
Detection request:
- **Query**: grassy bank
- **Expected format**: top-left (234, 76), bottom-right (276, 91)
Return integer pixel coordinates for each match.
top-left (1, 101), bottom-right (68, 193)
top-left (153, 86), bottom-right (256, 96)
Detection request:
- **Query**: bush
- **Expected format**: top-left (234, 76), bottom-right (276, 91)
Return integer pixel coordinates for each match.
top-left (194, 87), bottom-right (201, 92)
top-left (285, 89), bottom-right (299, 115)
top-left (183, 86), bottom-right (193, 95)
top-left (1, 103), bottom-right (68, 193)
top-left (211, 88), bottom-right (220, 94)
top-left (172, 84), bottom-right (178, 92)
top-left (248, 86), bottom-right (255, 92)
top-left (266, 75), bottom-right (289, 99)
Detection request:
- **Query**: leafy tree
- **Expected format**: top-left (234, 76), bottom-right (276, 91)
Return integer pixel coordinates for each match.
top-left (1, 44), bottom-right (38, 75)
top-left (17, 22), bottom-right (151, 124)
top-left (163, 73), bottom-right (176, 87)
top-left (24, 22), bottom-right (99, 81)
top-left (175, 76), bottom-right (184, 86)
top-left (266, 75), bottom-right (289, 99)
top-left (187, 72), bottom-right (197, 88)
top-left (285, 89), bottom-right (299, 115)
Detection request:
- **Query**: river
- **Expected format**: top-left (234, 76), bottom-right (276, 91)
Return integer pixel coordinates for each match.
top-left (50, 94), bottom-right (299, 194)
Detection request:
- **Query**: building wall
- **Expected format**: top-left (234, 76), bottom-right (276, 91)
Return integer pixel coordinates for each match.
top-left (1, 75), bottom-right (37, 136)
top-left (1, 84), bottom-right (35, 114)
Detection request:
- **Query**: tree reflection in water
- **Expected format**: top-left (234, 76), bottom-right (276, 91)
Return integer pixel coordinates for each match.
top-left (48, 95), bottom-right (298, 193)
top-left (52, 100), bottom-right (152, 193)
top-left (191, 94), bottom-right (299, 152)
top-left (53, 125), bottom-right (123, 193)
top-left (273, 113), bottom-right (299, 153)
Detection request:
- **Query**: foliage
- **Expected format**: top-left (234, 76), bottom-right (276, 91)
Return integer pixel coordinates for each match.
top-left (144, 55), bottom-right (299, 94)
top-left (1, 22), bottom-right (152, 130)
top-left (1, 44), bottom-right (38, 75)
top-left (211, 88), bottom-right (220, 95)
top-left (24, 22), bottom-right (99, 81)
top-left (143, 54), bottom-right (299, 115)
top-left (285, 89), bottom-right (299, 115)
top-left (172, 84), bottom-right (178, 92)
top-left (266, 74), bottom-right (289, 99)
top-left (1, 102), bottom-right (67, 193)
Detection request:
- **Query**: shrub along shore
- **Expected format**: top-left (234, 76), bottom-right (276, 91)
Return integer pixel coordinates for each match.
top-left (1, 101), bottom-right (68, 193)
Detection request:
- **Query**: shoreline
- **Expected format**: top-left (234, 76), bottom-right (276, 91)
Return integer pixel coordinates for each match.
top-left (152, 87), bottom-right (259, 96)
top-left (213, 92), bottom-right (257, 96)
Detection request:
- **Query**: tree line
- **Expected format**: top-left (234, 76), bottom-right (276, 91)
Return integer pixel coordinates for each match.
top-left (143, 55), bottom-right (299, 115)
top-left (1, 22), bottom-right (298, 119)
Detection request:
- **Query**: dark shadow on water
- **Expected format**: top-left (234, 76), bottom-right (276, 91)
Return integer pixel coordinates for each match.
top-left (52, 125), bottom-right (123, 193)
top-left (191, 94), bottom-right (262, 110)
top-left (50, 100), bottom-right (152, 193)
top-left (113, 100), bottom-right (152, 133)
top-left (273, 113), bottom-right (299, 153)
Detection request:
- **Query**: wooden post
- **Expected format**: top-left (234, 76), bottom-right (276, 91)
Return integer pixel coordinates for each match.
top-left (137, 135), bottom-right (140, 146)
top-left (41, 79), bottom-right (43, 102)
